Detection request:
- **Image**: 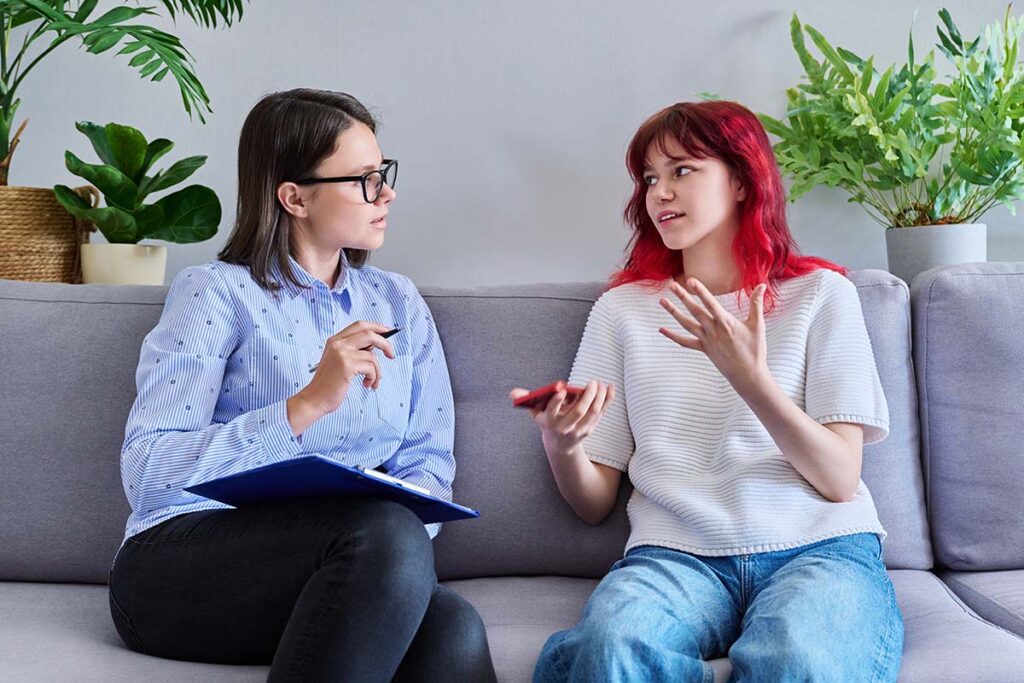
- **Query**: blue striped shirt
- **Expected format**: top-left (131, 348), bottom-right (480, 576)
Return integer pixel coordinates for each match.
top-left (119, 255), bottom-right (455, 548)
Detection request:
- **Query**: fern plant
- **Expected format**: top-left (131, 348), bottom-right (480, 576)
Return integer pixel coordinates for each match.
top-left (759, 7), bottom-right (1024, 227)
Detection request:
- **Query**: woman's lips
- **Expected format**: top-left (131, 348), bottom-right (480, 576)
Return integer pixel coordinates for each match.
top-left (656, 210), bottom-right (685, 225)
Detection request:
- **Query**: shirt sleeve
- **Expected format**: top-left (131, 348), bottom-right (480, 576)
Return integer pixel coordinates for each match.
top-left (121, 265), bottom-right (302, 517)
top-left (803, 273), bottom-right (890, 445)
top-left (568, 291), bottom-right (635, 471)
top-left (381, 279), bottom-right (455, 539)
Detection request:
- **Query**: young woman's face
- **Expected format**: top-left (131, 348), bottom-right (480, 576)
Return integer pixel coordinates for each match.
top-left (295, 121), bottom-right (396, 251)
top-left (643, 136), bottom-right (745, 251)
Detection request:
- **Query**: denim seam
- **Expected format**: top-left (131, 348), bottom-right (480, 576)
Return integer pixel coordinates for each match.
top-left (108, 581), bottom-right (152, 655)
top-left (869, 575), bottom-right (899, 683)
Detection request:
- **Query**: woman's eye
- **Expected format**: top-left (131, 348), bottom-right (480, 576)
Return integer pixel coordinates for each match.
top-left (643, 176), bottom-right (657, 186)
top-left (675, 166), bottom-right (692, 177)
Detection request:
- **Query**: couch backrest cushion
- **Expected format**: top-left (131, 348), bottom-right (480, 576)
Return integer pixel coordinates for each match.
top-left (0, 279), bottom-right (164, 583)
top-left (911, 262), bottom-right (1024, 571)
top-left (0, 269), bottom-right (931, 584)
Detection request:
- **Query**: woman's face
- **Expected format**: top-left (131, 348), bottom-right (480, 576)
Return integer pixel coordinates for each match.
top-left (287, 121), bottom-right (396, 251)
top-left (642, 136), bottom-right (745, 251)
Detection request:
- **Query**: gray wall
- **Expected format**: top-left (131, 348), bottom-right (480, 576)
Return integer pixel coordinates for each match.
top-left (11, 0), bottom-right (1023, 287)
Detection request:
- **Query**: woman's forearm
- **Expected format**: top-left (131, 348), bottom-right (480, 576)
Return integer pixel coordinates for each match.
top-left (736, 371), bottom-right (862, 502)
top-left (543, 442), bottom-right (621, 524)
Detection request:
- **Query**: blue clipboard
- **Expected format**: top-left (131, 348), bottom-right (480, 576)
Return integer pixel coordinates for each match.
top-left (184, 454), bottom-right (480, 524)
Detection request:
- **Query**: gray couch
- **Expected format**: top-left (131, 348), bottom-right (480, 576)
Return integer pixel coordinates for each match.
top-left (2, 261), bottom-right (1023, 682)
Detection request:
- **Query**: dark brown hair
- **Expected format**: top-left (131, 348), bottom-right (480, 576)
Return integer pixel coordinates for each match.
top-left (218, 88), bottom-right (377, 293)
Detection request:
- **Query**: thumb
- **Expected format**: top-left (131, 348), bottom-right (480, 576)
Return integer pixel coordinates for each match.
top-left (749, 284), bottom-right (767, 323)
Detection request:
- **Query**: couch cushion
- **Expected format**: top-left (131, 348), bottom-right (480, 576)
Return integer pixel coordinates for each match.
top-left (0, 582), bottom-right (266, 681)
top-left (429, 271), bottom-right (932, 579)
top-left (846, 271), bottom-right (932, 570)
top-left (0, 279), bottom-right (164, 583)
top-left (940, 570), bottom-right (1024, 638)
top-left (423, 283), bottom-right (633, 581)
top-left (5, 572), bottom-right (1021, 682)
top-left (911, 262), bottom-right (1024, 570)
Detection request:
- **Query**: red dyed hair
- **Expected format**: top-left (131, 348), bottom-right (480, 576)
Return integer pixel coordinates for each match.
top-left (612, 100), bottom-right (847, 313)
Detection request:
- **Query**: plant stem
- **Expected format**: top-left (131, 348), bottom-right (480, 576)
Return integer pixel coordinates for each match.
top-left (7, 22), bottom-right (48, 83)
top-left (9, 36), bottom-right (67, 96)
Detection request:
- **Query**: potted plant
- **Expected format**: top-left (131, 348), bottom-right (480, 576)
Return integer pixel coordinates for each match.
top-left (759, 7), bottom-right (1024, 284)
top-left (54, 121), bottom-right (220, 285)
top-left (0, 1), bottom-right (244, 283)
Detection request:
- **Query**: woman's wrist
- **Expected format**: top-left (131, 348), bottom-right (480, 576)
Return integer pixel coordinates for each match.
top-left (286, 391), bottom-right (325, 436)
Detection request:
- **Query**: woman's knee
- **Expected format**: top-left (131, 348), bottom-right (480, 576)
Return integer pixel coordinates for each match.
top-left (398, 586), bottom-right (495, 682)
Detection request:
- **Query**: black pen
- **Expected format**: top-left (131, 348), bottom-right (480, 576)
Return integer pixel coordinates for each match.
top-left (308, 327), bottom-right (401, 372)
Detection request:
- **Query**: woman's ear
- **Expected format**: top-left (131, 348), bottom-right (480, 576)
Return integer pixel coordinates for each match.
top-left (277, 181), bottom-right (308, 218)
top-left (732, 175), bottom-right (748, 202)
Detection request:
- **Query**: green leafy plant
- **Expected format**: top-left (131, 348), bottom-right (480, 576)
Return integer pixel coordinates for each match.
top-left (759, 7), bottom-right (1024, 227)
top-left (0, 0), bottom-right (246, 185)
top-left (53, 120), bottom-right (220, 244)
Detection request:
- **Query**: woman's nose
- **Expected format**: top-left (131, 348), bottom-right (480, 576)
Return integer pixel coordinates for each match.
top-left (652, 182), bottom-right (673, 202)
top-left (377, 183), bottom-right (396, 204)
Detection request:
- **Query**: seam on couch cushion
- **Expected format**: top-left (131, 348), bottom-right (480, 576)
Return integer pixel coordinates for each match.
top-left (928, 572), bottom-right (1024, 644)
top-left (943, 575), bottom-right (1024, 635)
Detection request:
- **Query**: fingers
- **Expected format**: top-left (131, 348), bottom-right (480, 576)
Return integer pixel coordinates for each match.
top-left (510, 387), bottom-right (543, 419)
top-left (332, 329), bottom-right (396, 358)
top-left (686, 278), bottom-right (732, 324)
top-left (668, 280), bottom-right (714, 329)
top-left (659, 326), bottom-right (704, 351)
top-left (660, 295), bottom-right (705, 339)
top-left (359, 331), bottom-right (397, 358)
top-left (748, 283), bottom-right (767, 325)
top-left (556, 380), bottom-right (599, 429)
top-left (354, 351), bottom-right (381, 389)
top-left (575, 382), bottom-right (613, 435)
top-left (338, 320), bottom-right (393, 337)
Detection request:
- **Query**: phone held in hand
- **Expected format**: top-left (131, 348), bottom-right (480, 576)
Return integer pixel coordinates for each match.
top-left (513, 380), bottom-right (585, 410)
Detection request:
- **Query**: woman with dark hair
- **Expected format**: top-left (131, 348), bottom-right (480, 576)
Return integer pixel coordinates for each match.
top-left (514, 100), bottom-right (903, 681)
top-left (108, 88), bottom-right (496, 682)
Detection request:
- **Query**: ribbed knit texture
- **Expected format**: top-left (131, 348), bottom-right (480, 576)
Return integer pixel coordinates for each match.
top-left (570, 269), bottom-right (890, 556)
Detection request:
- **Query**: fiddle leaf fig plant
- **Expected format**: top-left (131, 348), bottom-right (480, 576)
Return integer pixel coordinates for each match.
top-left (53, 121), bottom-right (220, 244)
top-left (759, 6), bottom-right (1024, 227)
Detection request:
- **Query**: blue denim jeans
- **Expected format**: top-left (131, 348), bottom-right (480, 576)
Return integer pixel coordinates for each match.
top-left (534, 532), bottom-right (903, 683)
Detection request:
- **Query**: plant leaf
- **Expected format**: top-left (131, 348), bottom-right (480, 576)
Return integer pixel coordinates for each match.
top-left (144, 155), bottom-right (207, 196)
top-left (53, 185), bottom-right (138, 243)
top-left (141, 138), bottom-right (175, 177)
top-left (105, 123), bottom-right (149, 180)
top-left (74, 121), bottom-right (118, 167)
top-left (141, 185), bottom-right (221, 243)
top-left (64, 151), bottom-right (139, 210)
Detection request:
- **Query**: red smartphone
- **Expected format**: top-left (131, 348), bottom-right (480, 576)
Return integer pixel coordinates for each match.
top-left (513, 380), bottom-right (585, 410)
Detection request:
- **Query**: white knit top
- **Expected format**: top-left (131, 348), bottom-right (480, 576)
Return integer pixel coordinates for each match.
top-left (569, 268), bottom-right (890, 557)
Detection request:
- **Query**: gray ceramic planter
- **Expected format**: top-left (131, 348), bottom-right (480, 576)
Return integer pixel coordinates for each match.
top-left (885, 223), bottom-right (987, 285)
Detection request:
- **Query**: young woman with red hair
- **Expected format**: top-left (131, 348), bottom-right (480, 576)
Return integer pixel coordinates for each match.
top-left (512, 101), bottom-right (903, 681)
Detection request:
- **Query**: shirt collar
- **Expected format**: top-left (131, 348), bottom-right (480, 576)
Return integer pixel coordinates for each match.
top-left (271, 253), bottom-right (352, 302)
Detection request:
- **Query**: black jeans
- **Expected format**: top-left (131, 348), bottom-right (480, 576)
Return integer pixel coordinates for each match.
top-left (108, 495), bottom-right (496, 682)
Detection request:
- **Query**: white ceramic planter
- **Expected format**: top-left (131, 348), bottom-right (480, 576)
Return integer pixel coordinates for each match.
top-left (80, 243), bottom-right (167, 285)
top-left (884, 223), bottom-right (987, 285)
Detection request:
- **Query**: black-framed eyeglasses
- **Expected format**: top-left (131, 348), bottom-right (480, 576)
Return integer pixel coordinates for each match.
top-left (293, 159), bottom-right (398, 203)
